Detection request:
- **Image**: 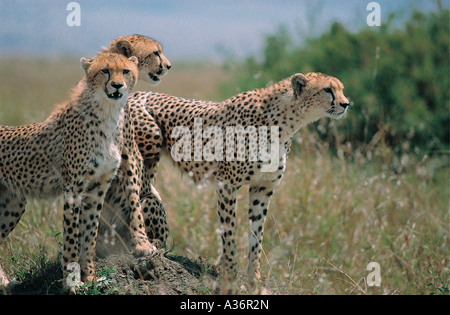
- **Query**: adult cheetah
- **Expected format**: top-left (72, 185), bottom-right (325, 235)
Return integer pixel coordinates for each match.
top-left (96, 35), bottom-right (171, 256)
top-left (0, 53), bottom-right (143, 289)
top-left (127, 72), bottom-right (350, 288)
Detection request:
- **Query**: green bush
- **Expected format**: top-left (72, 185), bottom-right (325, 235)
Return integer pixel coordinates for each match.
top-left (220, 7), bottom-right (449, 154)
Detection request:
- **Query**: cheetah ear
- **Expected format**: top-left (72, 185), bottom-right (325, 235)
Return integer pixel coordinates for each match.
top-left (291, 73), bottom-right (308, 98)
top-left (115, 40), bottom-right (133, 58)
top-left (128, 56), bottom-right (138, 66)
top-left (80, 57), bottom-right (92, 73)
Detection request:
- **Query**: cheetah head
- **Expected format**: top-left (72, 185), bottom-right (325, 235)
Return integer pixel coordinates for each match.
top-left (81, 53), bottom-right (139, 102)
top-left (108, 35), bottom-right (171, 85)
top-left (291, 72), bottom-right (350, 121)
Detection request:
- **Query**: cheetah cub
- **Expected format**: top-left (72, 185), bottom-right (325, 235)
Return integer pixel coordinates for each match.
top-left (0, 53), bottom-right (140, 289)
top-left (129, 72), bottom-right (350, 289)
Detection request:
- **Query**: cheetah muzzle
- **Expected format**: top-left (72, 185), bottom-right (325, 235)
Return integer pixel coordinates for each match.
top-left (106, 90), bottom-right (124, 100)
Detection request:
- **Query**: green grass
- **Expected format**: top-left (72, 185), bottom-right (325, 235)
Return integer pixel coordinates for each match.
top-left (0, 57), bottom-right (448, 294)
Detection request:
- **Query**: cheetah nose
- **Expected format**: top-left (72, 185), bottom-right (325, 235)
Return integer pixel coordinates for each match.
top-left (166, 64), bottom-right (172, 70)
top-left (340, 102), bottom-right (350, 109)
top-left (111, 82), bottom-right (124, 89)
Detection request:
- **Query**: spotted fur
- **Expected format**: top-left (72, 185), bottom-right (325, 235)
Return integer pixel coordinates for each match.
top-left (0, 53), bottom-right (143, 289)
top-left (126, 72), bottom-right (350, 287)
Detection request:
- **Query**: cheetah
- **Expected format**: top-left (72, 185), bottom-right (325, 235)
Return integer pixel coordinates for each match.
top-left (127, 72), bottom-right (350, 287)
top-left (101, 34), bottom-right (171, 85)
top-left (0, 52), bottom-right (143, 288)
top-left (95, 35), bottom-right (171, 256)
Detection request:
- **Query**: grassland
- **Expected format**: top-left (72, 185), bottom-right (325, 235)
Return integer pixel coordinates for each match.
top-left (0, 57), bottom-right (448, 295)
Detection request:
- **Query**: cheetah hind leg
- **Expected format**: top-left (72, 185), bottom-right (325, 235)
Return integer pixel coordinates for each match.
top-left (121, 173), bottom-right (158, 257)
top-left (0, 185), bottom-right (27, 287)
top-left (141, 187), bottom-right (169, 248)
top-left (128, 197), bottom-right (158, 257)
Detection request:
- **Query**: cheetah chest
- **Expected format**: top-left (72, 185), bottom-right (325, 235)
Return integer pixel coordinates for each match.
top-left (86, 110), bottom-right (125, 180)
top-left (99, 140), bottom-right (122, 174)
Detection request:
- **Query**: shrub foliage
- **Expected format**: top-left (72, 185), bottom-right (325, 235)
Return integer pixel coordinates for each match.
top-left (221, 7), bottom-right (449, 154)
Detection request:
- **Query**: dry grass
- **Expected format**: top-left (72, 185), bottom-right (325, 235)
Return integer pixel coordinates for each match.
top-left (0, 57), bottom-right (448, 294)
top-left (154, 130), bottom-right (448, 295)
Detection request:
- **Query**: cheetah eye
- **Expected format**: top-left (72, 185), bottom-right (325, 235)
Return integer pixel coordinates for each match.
top-left (123, 69), bottom-right (130, 75)
top-left (101, 68), bottom-right (110, 75)
top-left (323, 87), bottom-right (332, 93)
top-left (153, 51), bottom-right (160, 57)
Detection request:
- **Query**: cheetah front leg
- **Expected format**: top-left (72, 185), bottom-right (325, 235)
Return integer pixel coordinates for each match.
top-left (216, 183), bottom-right (238, 282)
top-left (247, 177), bottom-right (283, 288)
top-left (62, 190), bottom-right (82, 288)
top-left (78, 179), bottom-right (115, 283)
top-left (62, 171), bottom-right (116, 288)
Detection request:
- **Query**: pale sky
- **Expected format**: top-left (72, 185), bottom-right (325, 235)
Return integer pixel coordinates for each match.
top-left (0, 0), bottom-right (443, 61)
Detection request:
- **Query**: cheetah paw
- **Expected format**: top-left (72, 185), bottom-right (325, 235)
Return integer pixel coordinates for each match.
top-left (133, 241), bottom-right (158, 257)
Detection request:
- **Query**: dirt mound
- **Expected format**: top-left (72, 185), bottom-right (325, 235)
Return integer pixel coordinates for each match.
top-left (92, 253), bottom-right (219, 295)
top-left (3, 252), bottom-right (219, 295)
